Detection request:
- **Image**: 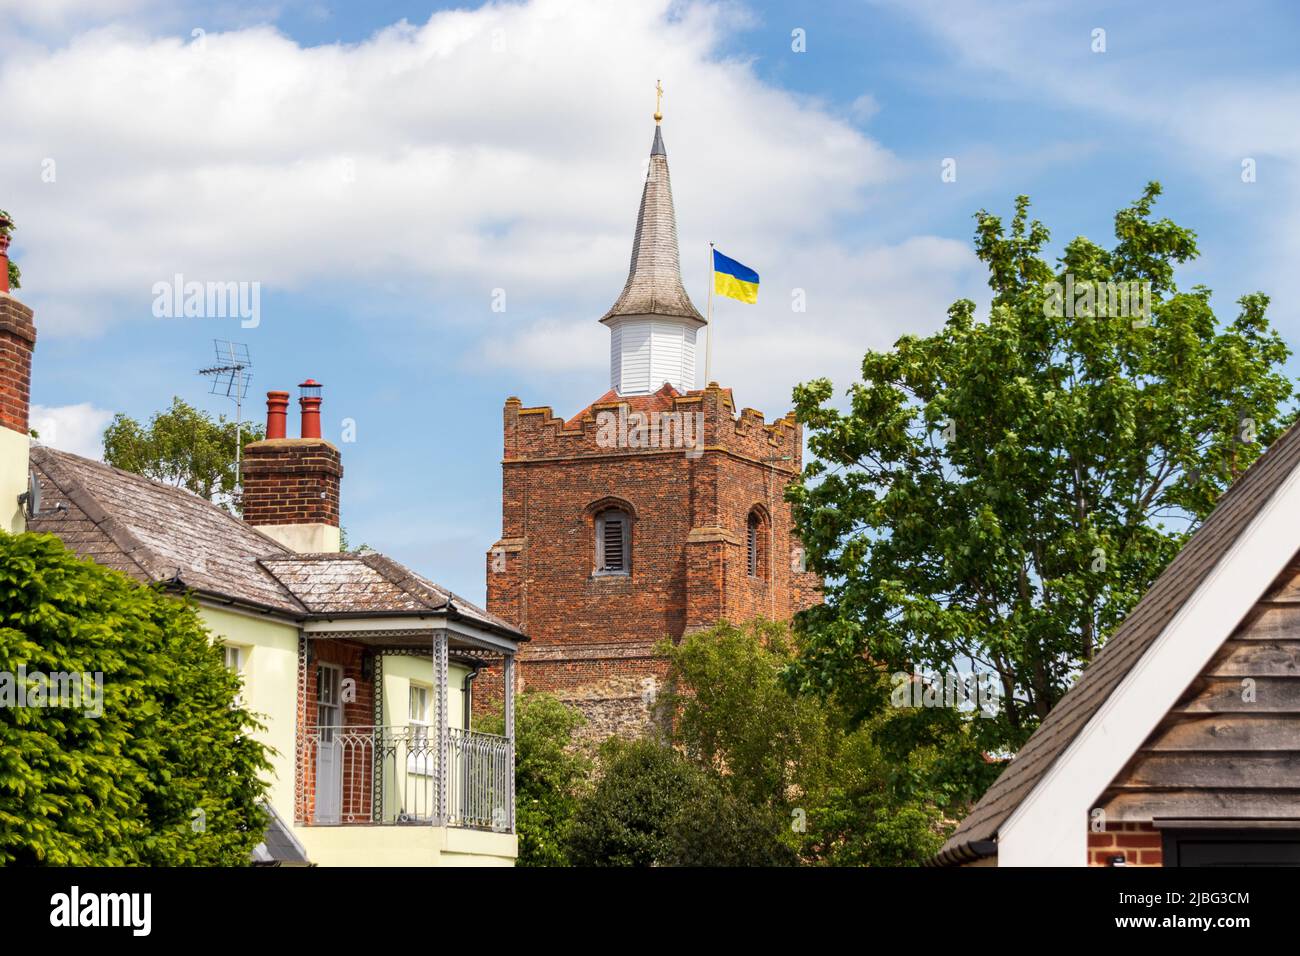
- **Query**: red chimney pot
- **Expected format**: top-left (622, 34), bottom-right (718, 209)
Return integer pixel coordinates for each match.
top-left (265, 390), bottom-right (290, 439)
top-left (299, 378), bottom-right (323, 439)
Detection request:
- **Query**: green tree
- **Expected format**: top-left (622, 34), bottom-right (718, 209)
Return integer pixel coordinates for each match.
top-left (0, 531), bottom-right (270, 865)
top-left (658, 774), bottom-right (798, 867)
top-left (0, 209), bottom-right (19, 290)
top-left (660, 620), bottom-right (962, 865)
top-left (103, 397), bottom-right (265, 512)
top-left (788, 183), bottom-right (1294, 753)
top-left (479, 693), bottom-right (589, 867)
top-left (566, 738), bottom-right (707, 867)
top-left (659, 620), bottom-right (830, 811)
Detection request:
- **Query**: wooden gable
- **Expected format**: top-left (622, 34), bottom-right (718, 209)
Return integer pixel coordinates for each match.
top-left (1099, 555), bottom-right (1300, 823)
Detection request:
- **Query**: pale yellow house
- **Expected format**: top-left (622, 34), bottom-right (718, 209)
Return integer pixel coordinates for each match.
top-left (21, 444), bottom-right (522, 866)
top-left (3, 218), bottom-right (521, 867)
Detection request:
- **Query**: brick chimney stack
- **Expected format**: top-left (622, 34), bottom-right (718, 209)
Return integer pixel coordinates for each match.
top-left (241, 380), bottom-right (342, 553)
top-left (0, 216), bottom-right (36, 534)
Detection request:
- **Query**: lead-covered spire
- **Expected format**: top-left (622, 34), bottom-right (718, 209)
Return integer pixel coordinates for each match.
top-left (600, 119), bottom-right (705, 326)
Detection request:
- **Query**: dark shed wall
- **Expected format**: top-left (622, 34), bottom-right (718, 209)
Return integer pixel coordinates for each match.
top-left (1098, 558), bottom-right (1300, 829)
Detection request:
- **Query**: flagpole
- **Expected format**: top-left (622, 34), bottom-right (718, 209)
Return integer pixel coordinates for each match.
top-left (705, 242), bottom-right (714, 386)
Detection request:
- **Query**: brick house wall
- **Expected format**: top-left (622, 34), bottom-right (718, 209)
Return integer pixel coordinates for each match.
top-left (485, 382), bottom-right (821, 736)
top-left (296, 638), bottom-right (375, 824)
top-left (1088, 822), bottom-right (1163, 866)
top-left (0, 295), bottom-right (35, 436)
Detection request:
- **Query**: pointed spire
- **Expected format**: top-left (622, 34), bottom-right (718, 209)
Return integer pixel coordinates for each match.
top-left (600, 121), bottom-right (704, 325)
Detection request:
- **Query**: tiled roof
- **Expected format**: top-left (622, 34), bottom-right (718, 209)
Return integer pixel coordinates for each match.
top-left (252, 802), bottom-right (311, 866)
top-left (258, 551), bottom-right (519, 635)
top-left (565, 381), bottom-right (683, 427)
top-left (29, 446), bottom-right (303, 613)
top-left (26, 446), bottom-right (523, 637)
top-left (564, 381), bottom-right (738, 428)
top-left (938, 419), bottom-right (1300, 863)
top-left (600, 125), bottom-right (705, 325)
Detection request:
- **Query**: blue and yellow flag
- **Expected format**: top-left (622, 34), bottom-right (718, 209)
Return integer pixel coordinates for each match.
top-left (712, 249), bottom-right (759, 304)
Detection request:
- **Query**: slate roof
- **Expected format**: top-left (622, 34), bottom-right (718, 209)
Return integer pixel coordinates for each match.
top-left (251, 801), bottom-right (311, 866)
top-left (259, 551), bottom-right (520, 635)
top-left (600, 124), bottom-right (705, 325)
top-left (26, 446), bottom-right (522, 637)
top-left (938, 419), bottom-right (1300, 864)
top-left (28, 445), bottom-right (303, 613)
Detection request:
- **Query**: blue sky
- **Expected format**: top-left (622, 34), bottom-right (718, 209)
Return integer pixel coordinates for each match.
top-left (3, 0), bottom-right (1298, 603)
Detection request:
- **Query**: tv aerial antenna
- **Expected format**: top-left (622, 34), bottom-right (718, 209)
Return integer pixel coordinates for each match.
top-left (199, 339), bottom-right (253, 495)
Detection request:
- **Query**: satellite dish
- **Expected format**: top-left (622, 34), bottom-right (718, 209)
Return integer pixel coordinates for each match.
top-left (17, 469), bottom-right (40, 517)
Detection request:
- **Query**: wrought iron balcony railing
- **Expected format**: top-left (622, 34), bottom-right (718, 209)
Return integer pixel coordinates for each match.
top-left (299, 724), bottom-right (513, 831)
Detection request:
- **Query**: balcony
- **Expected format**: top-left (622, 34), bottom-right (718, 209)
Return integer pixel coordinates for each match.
top-left (301, 725), bottom-right (512, 830)
top-left (294, 622), bottom-right (518, 843)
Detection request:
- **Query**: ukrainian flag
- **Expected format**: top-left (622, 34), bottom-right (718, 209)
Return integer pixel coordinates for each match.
top-left (712, 249), bottom-right (759, 304)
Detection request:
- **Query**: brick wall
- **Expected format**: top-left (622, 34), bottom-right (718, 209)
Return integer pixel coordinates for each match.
top-left (296, 638), bottom-right (375, 824)
top-left (0, 295), bottom-right (36, 436)
top-left (242, 438), bottom-right (342, 527)
top-left (486, 382), bottom-right (821, 735)
top-left (1088, 822), bottom-right (1162, 866)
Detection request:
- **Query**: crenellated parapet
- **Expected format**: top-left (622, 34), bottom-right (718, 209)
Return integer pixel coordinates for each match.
top-left (502, 382), bottom-right (801, 473)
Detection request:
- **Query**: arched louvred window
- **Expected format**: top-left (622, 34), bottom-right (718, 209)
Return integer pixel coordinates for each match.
top-left (746, 507), bottom-right (768, 580)
top-left (595, 509), bottom-right (631, 574)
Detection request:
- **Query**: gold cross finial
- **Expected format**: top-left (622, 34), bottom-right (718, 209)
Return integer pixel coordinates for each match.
top-left (654, 79), bottom-right (664, 124)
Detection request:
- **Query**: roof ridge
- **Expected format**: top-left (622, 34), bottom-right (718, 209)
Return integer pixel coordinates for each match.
top-left (31, 446), bottom-right (167, 581)
top-left (33, 446), bottom-right (305, 614)
top-left (359, 551), bottom-right (450, 611)
top-left (37, 446), bottom-right (294, 558)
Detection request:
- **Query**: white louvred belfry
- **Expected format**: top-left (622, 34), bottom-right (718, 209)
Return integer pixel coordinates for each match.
top-left (600, 114), bottom-right (705, 396)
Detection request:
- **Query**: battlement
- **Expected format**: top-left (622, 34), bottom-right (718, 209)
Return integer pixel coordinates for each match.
top-left (502, 382), bottom-right (801, 472)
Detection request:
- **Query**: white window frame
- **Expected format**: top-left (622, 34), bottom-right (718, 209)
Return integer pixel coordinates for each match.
top-left (407, 682), bottom-right (433, 776)
top-left (317, 662), bottom-right (342, 744)
top-left (221, 643), bottom-right (246, 707)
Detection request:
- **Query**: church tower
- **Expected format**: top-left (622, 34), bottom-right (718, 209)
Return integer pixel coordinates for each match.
top-left (486, 101), bottom-right (820, 737)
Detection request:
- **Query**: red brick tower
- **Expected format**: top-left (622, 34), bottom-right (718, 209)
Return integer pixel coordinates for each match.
top-left (486, 116), bottom-right (820, 736)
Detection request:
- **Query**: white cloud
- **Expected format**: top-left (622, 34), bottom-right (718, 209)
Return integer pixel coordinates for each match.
top-left (0, 0), bottom-right (984, 419)
top-left (30, 402), bottom-right (114, 459)
top-left (0, 2), bottom-right (893, 317)
top-left (849, 92), bottom-right (880, 122)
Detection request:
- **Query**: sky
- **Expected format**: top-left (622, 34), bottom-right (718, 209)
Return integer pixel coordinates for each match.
top-left (3, 0), bottom-right (1298, 604)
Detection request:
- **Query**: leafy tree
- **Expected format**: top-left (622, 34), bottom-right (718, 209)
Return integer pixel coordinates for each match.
top-left (659, 620), bottom-right (830, 811)
top-left (0, 209), bottom-right (19, 290)
top-left (788, 183), bottom-right (1294, 753)
top-left (0, 531), bottom-right (270, 865)
top-left (479, 693), bottom-right (589, 867)
top-left (103, 397), bottom-right (265, 512)
top-left (660, 620), bottom-right (963, 865)
top-left (566, 738), bottom-right (708, 867)
top-left (658, 774), bottom-right (798, 867)
top-left (565, 733), bottom-right (795, 867)
top-left (803, 721), bottom-right (950, 866)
